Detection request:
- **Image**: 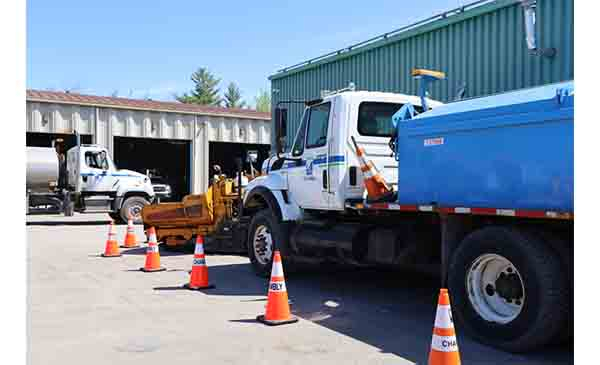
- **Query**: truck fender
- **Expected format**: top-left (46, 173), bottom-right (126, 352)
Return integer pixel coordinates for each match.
top-left (245, 172), bottom-right (288, 191)
top-left (244, 186), bottom-right (301, 222)
top-left (115, 178), bottom-right (155, 201)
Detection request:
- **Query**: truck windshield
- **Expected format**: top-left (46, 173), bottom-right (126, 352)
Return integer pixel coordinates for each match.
top-left (357, 102), bottom-right (422, 137)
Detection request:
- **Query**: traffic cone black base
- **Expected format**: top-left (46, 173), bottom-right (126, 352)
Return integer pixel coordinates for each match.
top-left (101, 253), bottom-right (122, 257)
top-left (256, 314), bottom-right (298, 326)
top-left (139, 267), bottom-right (167, 272)
top-left (183, 283), bottom-right (215, 290)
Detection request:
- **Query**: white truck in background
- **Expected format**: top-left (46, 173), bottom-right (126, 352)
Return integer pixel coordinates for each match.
top-left (26, 134), bottom-right (154, 223)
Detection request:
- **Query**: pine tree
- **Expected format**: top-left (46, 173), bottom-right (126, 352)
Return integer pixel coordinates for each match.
top-left (223, 82), bottom-right (246, 109)
top-left (176, 67), bottom-right (221, 106)
top-left (254, 89), bottom-right (271, 113)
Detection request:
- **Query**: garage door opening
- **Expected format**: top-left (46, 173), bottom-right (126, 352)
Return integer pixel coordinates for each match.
top-left (26, 132), bottom-right (92, 155)
top-left (208, 142), bottom-right (271, 185)
top-left (113, 137), bottom-right (191, 201)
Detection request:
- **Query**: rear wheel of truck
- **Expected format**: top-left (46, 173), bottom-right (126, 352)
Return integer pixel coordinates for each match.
top-left (119, 196), bottom-right (150, 224)
top-left (247, 209), bottom-right (292, 278)
top-left (447, 226), bottom-right (568, 352)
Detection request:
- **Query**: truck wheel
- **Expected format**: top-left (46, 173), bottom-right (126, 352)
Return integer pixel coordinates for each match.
top-left (447, 226), bottom-right (568, 352)
top-left (533, 231), bottom-right (573, 344)
top-left (120, 196), bottom-right (150, 224)
top-left (247, 209), bottom-right (291, 278)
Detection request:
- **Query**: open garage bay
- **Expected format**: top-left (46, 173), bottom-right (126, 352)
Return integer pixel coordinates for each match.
top-left (113, 137), bottom-right (191, 201)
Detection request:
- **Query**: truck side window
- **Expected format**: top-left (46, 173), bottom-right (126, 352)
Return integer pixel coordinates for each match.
top-left (85, 151), bottom-right (108, 170)
top-left (357, 102), bottom-right (423, 137)
top-left (291, 109), bottom-right (310, 157)
top-left (306, 102), bottom-right (331, 149)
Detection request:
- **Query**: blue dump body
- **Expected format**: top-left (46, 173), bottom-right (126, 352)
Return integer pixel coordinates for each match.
top-left (395, 81), bottom-right (574, 212)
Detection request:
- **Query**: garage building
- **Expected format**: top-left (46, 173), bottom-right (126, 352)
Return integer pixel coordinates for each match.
top-left (26, 90), bottom-right (272, 200)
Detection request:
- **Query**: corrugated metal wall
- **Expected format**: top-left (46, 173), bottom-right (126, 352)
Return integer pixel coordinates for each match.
top-left (270, 0), bottom-right (574, 147)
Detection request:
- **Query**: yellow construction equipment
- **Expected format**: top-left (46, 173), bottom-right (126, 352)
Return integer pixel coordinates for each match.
top-left (141, 176), bottom-right (248, 253)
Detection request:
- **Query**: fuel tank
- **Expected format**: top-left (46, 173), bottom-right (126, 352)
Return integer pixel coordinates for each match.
top-left (26, 147), bottom-right (59, 193)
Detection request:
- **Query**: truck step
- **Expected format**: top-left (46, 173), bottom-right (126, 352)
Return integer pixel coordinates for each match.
top-left (83, 196), bottom-right (114, 211)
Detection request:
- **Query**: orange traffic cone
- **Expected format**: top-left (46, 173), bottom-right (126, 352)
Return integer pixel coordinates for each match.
top-left (256, 250), bottom-right (298, 326)
top-left (121, 215), bottom-right (139, 248)
top-left (101, 221), bottom-right (121, 257)
top-left (350, 136), bottom-right (392, 200)
top-left (183, 235), bottom-right (215, 290)
top-left (428, 289), bottom-right (461, 365)
top-left (140, 227), bottom-right (166, 272)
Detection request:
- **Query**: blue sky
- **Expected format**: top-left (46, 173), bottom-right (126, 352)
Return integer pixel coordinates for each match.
top-left (27, 0), bottom-right (461, 107)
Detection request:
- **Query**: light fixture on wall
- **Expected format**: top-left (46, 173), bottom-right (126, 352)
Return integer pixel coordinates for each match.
top-left (239, 128), bottom-right (245, 139)
top-left (520, 0), bottom-right (556, 58)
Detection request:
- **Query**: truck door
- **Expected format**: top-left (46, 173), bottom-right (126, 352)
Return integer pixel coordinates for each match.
top-left (287, 101), bottom-right (332, 209)
top-left (79, 148), bottom-right (117, 192)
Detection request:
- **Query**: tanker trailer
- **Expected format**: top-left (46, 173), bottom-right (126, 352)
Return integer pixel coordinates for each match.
top-left (26, 147), bottom-right (68, 214)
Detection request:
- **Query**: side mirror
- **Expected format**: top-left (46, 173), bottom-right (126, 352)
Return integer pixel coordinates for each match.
top-left (275, 107), bottom-right (287, 154)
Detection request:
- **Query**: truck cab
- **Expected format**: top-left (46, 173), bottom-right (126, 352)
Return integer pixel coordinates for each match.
top-left (66, 144), bottom-right (155, 222)
top-left (241, 90), bottom-right (441, 278)
top-left (246, 90), bottom-right (442, 215)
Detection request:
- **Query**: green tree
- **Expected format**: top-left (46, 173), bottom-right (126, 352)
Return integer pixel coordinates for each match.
top-left (176, 67), bottom-right (221, 106)
top-left (223, 82), bottom-right (246, 109)
top-left (254, 89), bottom-right (271, 113)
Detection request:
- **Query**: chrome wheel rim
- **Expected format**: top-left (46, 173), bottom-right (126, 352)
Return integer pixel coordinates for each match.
top-left (128, 204), bottom-right (143, 221)
top-left (253, 224), bottom-right (273, 265)
top-left (466, 253), bottom-right (525, 324)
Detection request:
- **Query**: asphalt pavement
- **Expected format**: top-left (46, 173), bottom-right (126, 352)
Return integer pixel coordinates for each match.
top-left (27, 213), bottom-right (573, 364)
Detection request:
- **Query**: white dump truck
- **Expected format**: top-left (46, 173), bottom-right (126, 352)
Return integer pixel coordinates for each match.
top-left (26, 134), bottom-right (154, 223)
top-left (239, 75), bottom-right (573, 352)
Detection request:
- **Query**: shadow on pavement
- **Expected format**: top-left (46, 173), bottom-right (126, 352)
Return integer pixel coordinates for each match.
top-left (121, 246), bottom-right (190, 257)
top-left (229, 318), bottom-right (261, 324)
top-left (26, 220), bottom-right (111, 226)
top-left (200, 261), bottom-right (573, 365)
top-left (154, 285), bottom-right (188, 291)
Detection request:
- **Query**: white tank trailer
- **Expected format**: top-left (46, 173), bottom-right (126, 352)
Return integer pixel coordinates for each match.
top-left (26, 147), bottom-right (61, 193)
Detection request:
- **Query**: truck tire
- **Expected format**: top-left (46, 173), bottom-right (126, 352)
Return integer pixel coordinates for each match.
top-left (447, 226), bottom-right (568, 353)
top-left (532, 230), bottom-right (573, 344)
top-left (119, 196), bottom-right (150, 224)
top-left (247, 209), bottom-right (292, 278)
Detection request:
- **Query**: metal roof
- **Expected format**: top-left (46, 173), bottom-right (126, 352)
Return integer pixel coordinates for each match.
top-left (26, 89), bottom-right (271, 121)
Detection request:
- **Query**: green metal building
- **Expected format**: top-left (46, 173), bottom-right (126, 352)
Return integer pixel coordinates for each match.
top-left (269, 0), bottom-right (574, 147)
